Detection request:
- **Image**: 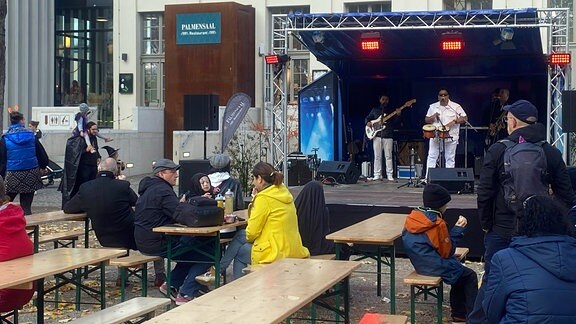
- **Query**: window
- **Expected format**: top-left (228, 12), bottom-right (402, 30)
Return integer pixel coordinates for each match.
top-left (289, 58), bottom-right (310, 103)
top-left (443, 0), bottom-right (492, 10)
top-left (347, 2), bottom-right (392, 13)
top-left (141, 13), bottom-right (165, 107)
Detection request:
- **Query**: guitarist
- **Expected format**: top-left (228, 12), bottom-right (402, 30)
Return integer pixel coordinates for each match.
top-left (365, 95), bottom-right (402, 181)
top-left (484, 88), bottom-right (510, 148)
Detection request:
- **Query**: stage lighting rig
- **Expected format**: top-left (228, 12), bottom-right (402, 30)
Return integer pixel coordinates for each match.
top-left (360, 31), bottom-right (381, 51)
top-left (265, 54), bottom-right (291, 65)
top-left (549, 53), bottom-right (571, 65)
top-left (441, 31), bottom-right (463, 51)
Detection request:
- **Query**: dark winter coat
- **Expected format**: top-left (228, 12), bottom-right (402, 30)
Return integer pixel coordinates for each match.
top-left (134, 176), bottom-right (180, 255)
top-left (483, 235), bottom-right (576, 323)
top-left (477, 123), bottom-right (576, 238)
top-left (402, 208), bottom-right (465, 285)
top-left (63, 171), bottom-right (138, 250)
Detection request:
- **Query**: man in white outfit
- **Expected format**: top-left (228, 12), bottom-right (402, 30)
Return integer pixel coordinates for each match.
top-left (424, 88), bottom-right (467, 180)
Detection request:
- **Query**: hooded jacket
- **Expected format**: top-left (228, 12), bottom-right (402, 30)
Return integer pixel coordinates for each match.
top-left (246, 184), bottom-right (309, 264)
top-left (478, 123), bottom-right (576, 238)
top-left (483, 235), bottom-right (576, 323)
top-left (0, 203), bottom-right (35, 312)
top-left (402, 208), bottom-right (465, 284)
top-left (134, 176), bottom-right (180, 255)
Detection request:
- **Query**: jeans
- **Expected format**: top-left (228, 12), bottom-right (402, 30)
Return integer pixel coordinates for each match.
top-left (220, 229), bottom-right (252, 280)
top-left (450, 267), bottom-right (478, 319)
top-left (156, 236), bottom-right (212, 297)
top-left (467, 231), bottom-right (511, 324)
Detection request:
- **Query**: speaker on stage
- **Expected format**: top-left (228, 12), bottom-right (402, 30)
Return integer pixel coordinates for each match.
top-left (429, 168), bottom-right (474, 194)
top-left (287, 158), bottom-right (312, 186)
top-left (178, 159), bottom-right (211, 196)
top-left (318, 161), bottom-right (360, 184)
top-left (183, 94), bottom-right (219, 131)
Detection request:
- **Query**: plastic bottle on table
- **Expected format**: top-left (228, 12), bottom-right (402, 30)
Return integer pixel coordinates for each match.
top-left (215, 194), bottom-right (224, 209)
top-left (224, 189), bottom-right (234, 215)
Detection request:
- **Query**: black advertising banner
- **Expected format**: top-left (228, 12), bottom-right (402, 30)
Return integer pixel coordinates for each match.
top-left (221, 92), bottom-right (252, 151)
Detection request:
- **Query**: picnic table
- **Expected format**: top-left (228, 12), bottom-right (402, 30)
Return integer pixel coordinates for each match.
top-left (326, 212), bottom-right (407, 314)
top-left (26, 210), bottom-right (88, 252)
top-left (153, 209), bottom-right (248, 291)
top-left (0, 248), bottom-right (126, 324)
top-left (146, 258), bottom-right (360, 324)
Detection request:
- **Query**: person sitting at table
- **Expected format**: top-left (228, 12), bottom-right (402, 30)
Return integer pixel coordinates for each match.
top-left (483, 195), bottom-right (576, 323)
top-left (402, 184), bottom-right (478, 323)
top-left (0, 176), bottom-right (35, 313)
top-left (134, 158), bottom-right (211, 305)
top-left (217, 162), bottom-right (310, 280)
top-left (188, 173), bottom-right (213, 199)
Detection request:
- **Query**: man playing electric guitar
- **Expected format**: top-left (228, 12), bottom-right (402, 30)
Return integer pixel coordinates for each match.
top-left (365, 95), bottom-right (414, 181)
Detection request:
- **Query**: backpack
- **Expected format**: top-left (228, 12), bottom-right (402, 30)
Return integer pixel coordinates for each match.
top-left (499, 137), bottom-right (549, 219)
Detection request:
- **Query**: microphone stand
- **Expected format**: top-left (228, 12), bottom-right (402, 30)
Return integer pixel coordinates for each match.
top-left (437, 115), bottom-right (447, 169)
top-left (447, 105), bottom-right (476, 168)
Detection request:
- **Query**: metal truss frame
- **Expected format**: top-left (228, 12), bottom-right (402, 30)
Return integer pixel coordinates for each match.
top-left (268, 9), bottom-right (571, 168)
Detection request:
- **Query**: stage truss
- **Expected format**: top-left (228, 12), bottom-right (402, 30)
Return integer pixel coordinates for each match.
top-left (267, 8), bottom-right (571, 170)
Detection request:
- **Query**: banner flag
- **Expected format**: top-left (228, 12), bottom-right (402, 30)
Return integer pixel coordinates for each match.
top-left (221, 92), bottom-right (252, 152)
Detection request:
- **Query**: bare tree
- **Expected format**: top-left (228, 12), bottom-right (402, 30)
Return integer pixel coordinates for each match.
top-left (0, 0), bottom-right (6, 130)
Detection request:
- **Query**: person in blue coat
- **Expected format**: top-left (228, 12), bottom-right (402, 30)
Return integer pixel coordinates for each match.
top-left (483, 195), bottom-right (576, 323)
top-left (402, 184), bottom-right (478, 322)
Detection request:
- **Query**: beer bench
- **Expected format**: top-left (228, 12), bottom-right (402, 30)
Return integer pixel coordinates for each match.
top-left (69, 297), bottom-right (169, 324)
top-left (403, 247), bottom-right (470, 324)
top-left (109, 252), bottom-right (162, 301)
top-left (242, 254), bottom-right (336, 274)
top-left (38, 229), bottom-right (84, 249)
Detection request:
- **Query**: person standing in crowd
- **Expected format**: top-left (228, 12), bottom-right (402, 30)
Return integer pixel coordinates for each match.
top-left (470, 100), bottom-right (576, 323)
top-left (217, 162), bottom-right (309, 280)
top-left (0, 176), bottom-right (35, 312)
top-left (483, 195), bottom-right (576, 323)
top-left (0, 109), bottom-right (48, 215)
top-left (424, 88), bottom-right (467, 180)
top-left (134, 158), bottom-right (211, 305)
top-left (70, 121), bottom-right (101, 198)
top-left (365, 95), bottom-right (401, 181)
top-left (402, 184), bottom-right (478, 323)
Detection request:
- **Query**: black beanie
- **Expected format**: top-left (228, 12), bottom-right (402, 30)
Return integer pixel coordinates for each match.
top-left (423, 184), bottom-right (451, 209)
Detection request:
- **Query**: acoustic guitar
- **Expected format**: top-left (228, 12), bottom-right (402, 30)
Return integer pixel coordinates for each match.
top-left (365, 99), bottom-right (416, 140)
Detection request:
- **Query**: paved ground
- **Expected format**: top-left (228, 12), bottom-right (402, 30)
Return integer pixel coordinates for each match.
top-left (12, 175), bottom-right (485, 323)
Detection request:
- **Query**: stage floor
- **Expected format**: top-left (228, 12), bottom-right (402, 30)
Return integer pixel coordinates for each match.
top-left (289, 178), bottom-right (478, 209)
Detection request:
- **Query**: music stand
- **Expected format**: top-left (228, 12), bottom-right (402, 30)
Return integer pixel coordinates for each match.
top-left (398, 146), bottom-right (421, 189)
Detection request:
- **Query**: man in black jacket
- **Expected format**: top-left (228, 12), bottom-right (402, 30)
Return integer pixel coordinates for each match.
top-left (64, 157), bottom-right (137, 249)
top-left (469, 100), bottom-right (576, 323)
top-left (134, 158), bottom-right (211, 305)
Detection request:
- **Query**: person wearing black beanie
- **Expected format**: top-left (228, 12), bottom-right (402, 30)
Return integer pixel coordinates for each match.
top-left (402, 184), bottom-right (477, 322)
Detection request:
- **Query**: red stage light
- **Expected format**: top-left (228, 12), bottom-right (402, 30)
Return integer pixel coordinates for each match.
top-left (550, 53), bottom-right (571, 65)
top-left (442, 40), bottom-right (463, 51)
top-left (361, 39), bottom-right (380, 51)
top-left (265, 55), bottom-right (279, 64)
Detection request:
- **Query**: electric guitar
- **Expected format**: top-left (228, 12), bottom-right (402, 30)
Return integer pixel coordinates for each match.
top-left (365, 99), bottom-right (416, 140)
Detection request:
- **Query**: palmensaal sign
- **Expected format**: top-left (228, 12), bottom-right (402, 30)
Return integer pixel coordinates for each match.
top-left (176, 12), bottom-right (221, 45)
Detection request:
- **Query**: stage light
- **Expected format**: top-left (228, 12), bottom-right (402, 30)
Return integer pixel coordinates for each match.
top-left (501, 27), bottom-right (514, 41)
top-left (441, 31), bottom-right (463, 51)
top-left (265, 54), bottom-right (290, 65)
top-left (550, 53), bottom-right (571, 65)
top-left (361, 32), bottom-right (381, 51)
top-left (312, 31), bottom-right (331, 51)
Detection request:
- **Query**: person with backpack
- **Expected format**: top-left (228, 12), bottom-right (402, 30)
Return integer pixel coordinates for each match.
top-left (469, 99), bottom-right (576, 323)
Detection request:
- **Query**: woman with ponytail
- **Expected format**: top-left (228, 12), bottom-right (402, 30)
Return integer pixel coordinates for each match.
top-left (217, 162), bottom-right (309, 280)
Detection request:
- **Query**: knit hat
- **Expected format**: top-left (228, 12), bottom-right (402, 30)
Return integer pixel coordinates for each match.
top-left (79, 103), bottom-right (90, 113)
top-left (423, 184), bottom-right (451, 209)
top-left (209, 153), bottom-right (230, 170)
top-left (102, 146), bottom-right (119, 158)
top-left (153, 158), bottom-right (180, 174)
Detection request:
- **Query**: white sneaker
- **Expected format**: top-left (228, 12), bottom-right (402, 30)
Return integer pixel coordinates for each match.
top-left (368, 176), bottom-right (382, 181)
top-left (387, 176), bottom-right (395, 181)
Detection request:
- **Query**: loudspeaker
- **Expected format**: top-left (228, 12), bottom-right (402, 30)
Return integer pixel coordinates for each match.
top-left (287, 158), bottom-right (312, 186)
top-left (562, 90), bottom-right (576, 132)
top-left (318, 161), bottom-right (360, 184)
top-left (183, 94), bottom-right (219, 131)
top-left (429, 168), bottom-right (474, 194)
top-left (178, 159), bottom-right (211, 196)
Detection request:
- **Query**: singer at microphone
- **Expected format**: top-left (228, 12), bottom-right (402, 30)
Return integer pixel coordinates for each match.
top-left (423, 88), bottom-right (468, 182)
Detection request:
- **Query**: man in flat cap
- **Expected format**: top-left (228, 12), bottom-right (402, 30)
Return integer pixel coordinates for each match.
top-left (134, 158), bottom-right (211, 305)
top-left (470, 100), bottom-right (576, 322)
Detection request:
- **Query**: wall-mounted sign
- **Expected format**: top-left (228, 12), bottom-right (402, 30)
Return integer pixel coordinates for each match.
top-left (119, 73), bottom-right (133, 94)
top-left (176, 12), bottom-right (221, 45)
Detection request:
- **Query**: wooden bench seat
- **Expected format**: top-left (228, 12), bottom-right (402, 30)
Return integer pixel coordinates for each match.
top-left (404, 271), bottom-right (443, 324)
top-left (38, 229), bottom-right (84, 248)
top-left (69, 297), bottom-right (169, 324)
top-left (242, 254), bottom-right (336, 274)
top-left (109, 252), bottom-right (162, 301)
top-left (359, 312), bottom-right (408, 324)
top-left (455, 247), bottom-right (469, 261)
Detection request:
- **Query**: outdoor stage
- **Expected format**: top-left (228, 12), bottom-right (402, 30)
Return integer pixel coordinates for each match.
top-left (290, 178), bottom-right (484, 259)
